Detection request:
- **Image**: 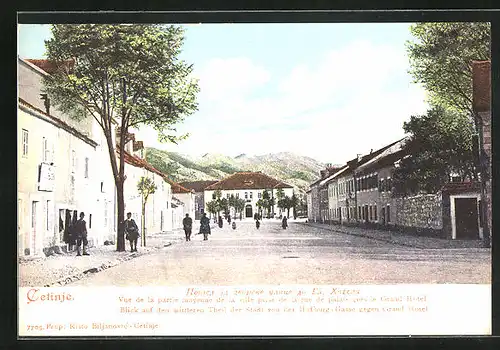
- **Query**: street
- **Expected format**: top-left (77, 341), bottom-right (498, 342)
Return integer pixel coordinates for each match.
top-left (72, 220), bottom-right (491, 286)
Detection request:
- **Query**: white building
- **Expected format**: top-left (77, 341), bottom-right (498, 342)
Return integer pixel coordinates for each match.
top-left (204, 172), bottom-right (295, 219)
top-left (170, 181), bottom-right (196, 227)
top-left (17, 58), bottom-right (117, 256)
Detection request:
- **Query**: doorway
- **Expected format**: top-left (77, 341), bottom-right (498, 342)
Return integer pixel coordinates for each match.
top-left (454, 197), bottom-right (480, 240)
top-left (245, 205), bottom-right (253, 218)
top-left (31, 201), bottom-right (38, 255)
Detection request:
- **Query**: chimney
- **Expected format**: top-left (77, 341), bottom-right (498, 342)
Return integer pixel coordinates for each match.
top-left (357, 154), bottom-right (362, 162)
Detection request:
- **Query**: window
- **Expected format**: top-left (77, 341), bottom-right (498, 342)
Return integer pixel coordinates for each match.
top-left (100, 182), bottom-right (104, 193)
top-left (250, 192), bottom-right (253, 199)
top-left (386, 205), bottom-right (391, 223)
top-left (374, 205), bottom-right (378, 221)
top-left (236, 193), bottom-right (240, 199)
top-left (42, 137), bottom-right (50, 162)
top-left (227, 193), bottom-right (230, 199)
top-left (71, 150), bottom-right (76, 173)
top-left (212, 193), bottom-right (216, 200)
top-left (22, 129), bottom-right (29, 157)
top-left (84, 157), bottom-right (89, 178)
top-left (245, 192), bottom-right (248, 199)
top-left (369, 206), bottom-right (372, 221)
top-left (257, 192), bottom-right (261, 199)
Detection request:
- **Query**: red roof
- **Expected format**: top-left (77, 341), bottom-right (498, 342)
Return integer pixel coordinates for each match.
top-left (25, 58), bottom-right (75, 75)
top-left (119, 149), bottom-right (192, 193)
top-left (472, 60), bottom-right (491, 113)
top-left (178, 180), bottom-right (219, 193)
top-left (205, 172), bottom-right (293, 191)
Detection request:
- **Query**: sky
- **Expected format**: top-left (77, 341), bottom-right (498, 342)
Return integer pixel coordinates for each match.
top-left (18, 23), bottom-right (429, 164)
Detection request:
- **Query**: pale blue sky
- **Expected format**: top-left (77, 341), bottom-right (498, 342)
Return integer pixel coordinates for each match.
top-left (18, 23), bottom-right (429, 164)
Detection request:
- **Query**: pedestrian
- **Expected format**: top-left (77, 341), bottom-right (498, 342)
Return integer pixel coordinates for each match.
top-left (200, 213), bottom-right (211, 241)
top-left (183, 213), bottom-right (193, 242)
top-left (75, 212), bottom-right (90, 256)
top-left (256, 218), bottom-right (260, 229)
top-left (218, 215), bottom-right (223, 228)
top-left (282, 216), bottom-right (288, 230)
top-left (228, 215), bottom-right (232, 224)
top-left (232, 221), bottom-right (236, 230)
top-left (124, 212), bottom-right (139, 252)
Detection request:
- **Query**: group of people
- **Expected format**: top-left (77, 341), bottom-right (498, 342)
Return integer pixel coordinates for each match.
top-left (183, 213), bottom-right (212, 241)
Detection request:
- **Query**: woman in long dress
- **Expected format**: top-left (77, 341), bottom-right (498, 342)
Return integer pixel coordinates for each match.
top-left (200, 213), bottom-right (211, 241)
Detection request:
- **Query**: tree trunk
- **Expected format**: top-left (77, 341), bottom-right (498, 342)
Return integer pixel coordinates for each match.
top-left (141, 202), bottom-right (146, 247)
top-left (116, 181), bottom-right (126, 252)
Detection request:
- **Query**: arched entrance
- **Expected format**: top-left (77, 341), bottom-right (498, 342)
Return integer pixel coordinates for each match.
top-left (245, 205), bottom-right (253, 218)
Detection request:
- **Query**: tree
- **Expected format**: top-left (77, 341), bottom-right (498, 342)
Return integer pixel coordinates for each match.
top-left (137, 176), bottom-right (157, 247)
top-left (43, 24), bottom-right (199, 251)
top-left (392, 105), bottom-right (476, 196)
top-left (407, 22), bottom-right (490, 115)
top-left (255, 199), bottom-right (264, 219)
top-left (234, 198), bottom-right (246, 220)
top-left (205, 200), bottom-right (217, 220)
top-left (290, 193), bottom-right (298, 219)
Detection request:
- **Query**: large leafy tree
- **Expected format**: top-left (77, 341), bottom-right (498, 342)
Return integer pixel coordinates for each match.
top-left (43, 24), bottom-right (199, 251)
top-left (407, 22), bottom-right (490, 115)
top-left (393, 106), bottom-right (476, 196)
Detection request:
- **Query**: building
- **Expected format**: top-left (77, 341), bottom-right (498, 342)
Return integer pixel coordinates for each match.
top-left (310, 137), bottom-right (483, 240)
top-left (169, 181), bottom-right (196, 226)
top-left (204, 172), bottom-right (294, 219)
top-left (18, 58), bottom-right (116, 256)
top-left (178, 180), bottom-right (218, 220)
top-left (472, 60), bottom-right (492, 245)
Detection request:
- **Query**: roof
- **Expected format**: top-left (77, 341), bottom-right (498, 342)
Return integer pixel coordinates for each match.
top-left (25, 58), bottom-right (75, 75)
top-left (472, 60), bottom-right (491, 113)
top-left (178, 180), bottom-right (219, 193)
top-left (120, 149), bottom-right (192, 193)
top-left (205, 172), bottom-right (293, 191)
top-left (441, 182), bottom-right (481, 195)
top-left (355, 138), bottom-right (408, 175)
top-left (320, 166), bottom-right (350, 186)
top-left (19, 97), bottom-right (98, 148)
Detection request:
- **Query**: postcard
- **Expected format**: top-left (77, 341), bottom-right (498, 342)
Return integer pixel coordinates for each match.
top-left (17, 18), bottom-right (492, 337)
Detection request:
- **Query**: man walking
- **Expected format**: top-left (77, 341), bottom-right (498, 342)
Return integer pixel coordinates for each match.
top-left (75, 212), bottom-right (89, 256)
top-left (124, 212), bottom-right (139, 252)
top-left (183, 213), bottom-right (193, 241)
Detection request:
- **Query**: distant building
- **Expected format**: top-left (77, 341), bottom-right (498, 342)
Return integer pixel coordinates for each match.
top-left (204, 172), bottom-right (294, 219)
top-left (178, 180), bottom-right (218, 220)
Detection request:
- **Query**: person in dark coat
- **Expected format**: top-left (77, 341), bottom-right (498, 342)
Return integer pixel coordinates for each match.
top-left (228, 215), bottom-right (231, 224)
top-left (200, 213), bottom-right (211, 241)
top-left (183, 213), bottom-right (193, 241)
top-left (218, 215), bottom-right (223, 228)
top-left (282, 216), bottom-right (288, 230)
top-left (124, 212), bottom-right (139, 252)
top-left (75, 212), bottom-right (89, 256)
top-left (256, 219), bottom-right (260, 229)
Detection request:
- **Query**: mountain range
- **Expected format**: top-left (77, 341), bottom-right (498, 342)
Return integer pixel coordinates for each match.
top-left (145, 147), bottom-right (328, 193)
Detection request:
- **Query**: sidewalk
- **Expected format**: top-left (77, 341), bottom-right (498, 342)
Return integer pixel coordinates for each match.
top-left (300, 222), bottom-right (488, 249)
top-left (18, 229), bottom-right (184, 287)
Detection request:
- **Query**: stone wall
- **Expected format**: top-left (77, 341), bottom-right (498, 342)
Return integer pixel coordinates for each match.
top-left (394, 194), bottom-right (443, 230)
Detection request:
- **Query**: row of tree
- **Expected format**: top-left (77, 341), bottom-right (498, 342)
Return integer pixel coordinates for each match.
top-left (205, 190), bottom-right (247, 220)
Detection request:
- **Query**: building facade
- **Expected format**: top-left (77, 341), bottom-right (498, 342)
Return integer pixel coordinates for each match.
top-left (18, 58), bottom-right (116, 256)
top-left (204, 172), bottom-right (295, 219)
top-left (178, 180), bottom-right (218, 220)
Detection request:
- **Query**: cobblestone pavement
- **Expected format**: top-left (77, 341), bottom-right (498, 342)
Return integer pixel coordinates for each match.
top-left (18, 230), bottom-right (184, 287)
top-left (71, 219), bottom-right (491, 286)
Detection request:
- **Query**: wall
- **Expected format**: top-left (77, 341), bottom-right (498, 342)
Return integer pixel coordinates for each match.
top-left (394, 194), bottom-right (443, 233)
